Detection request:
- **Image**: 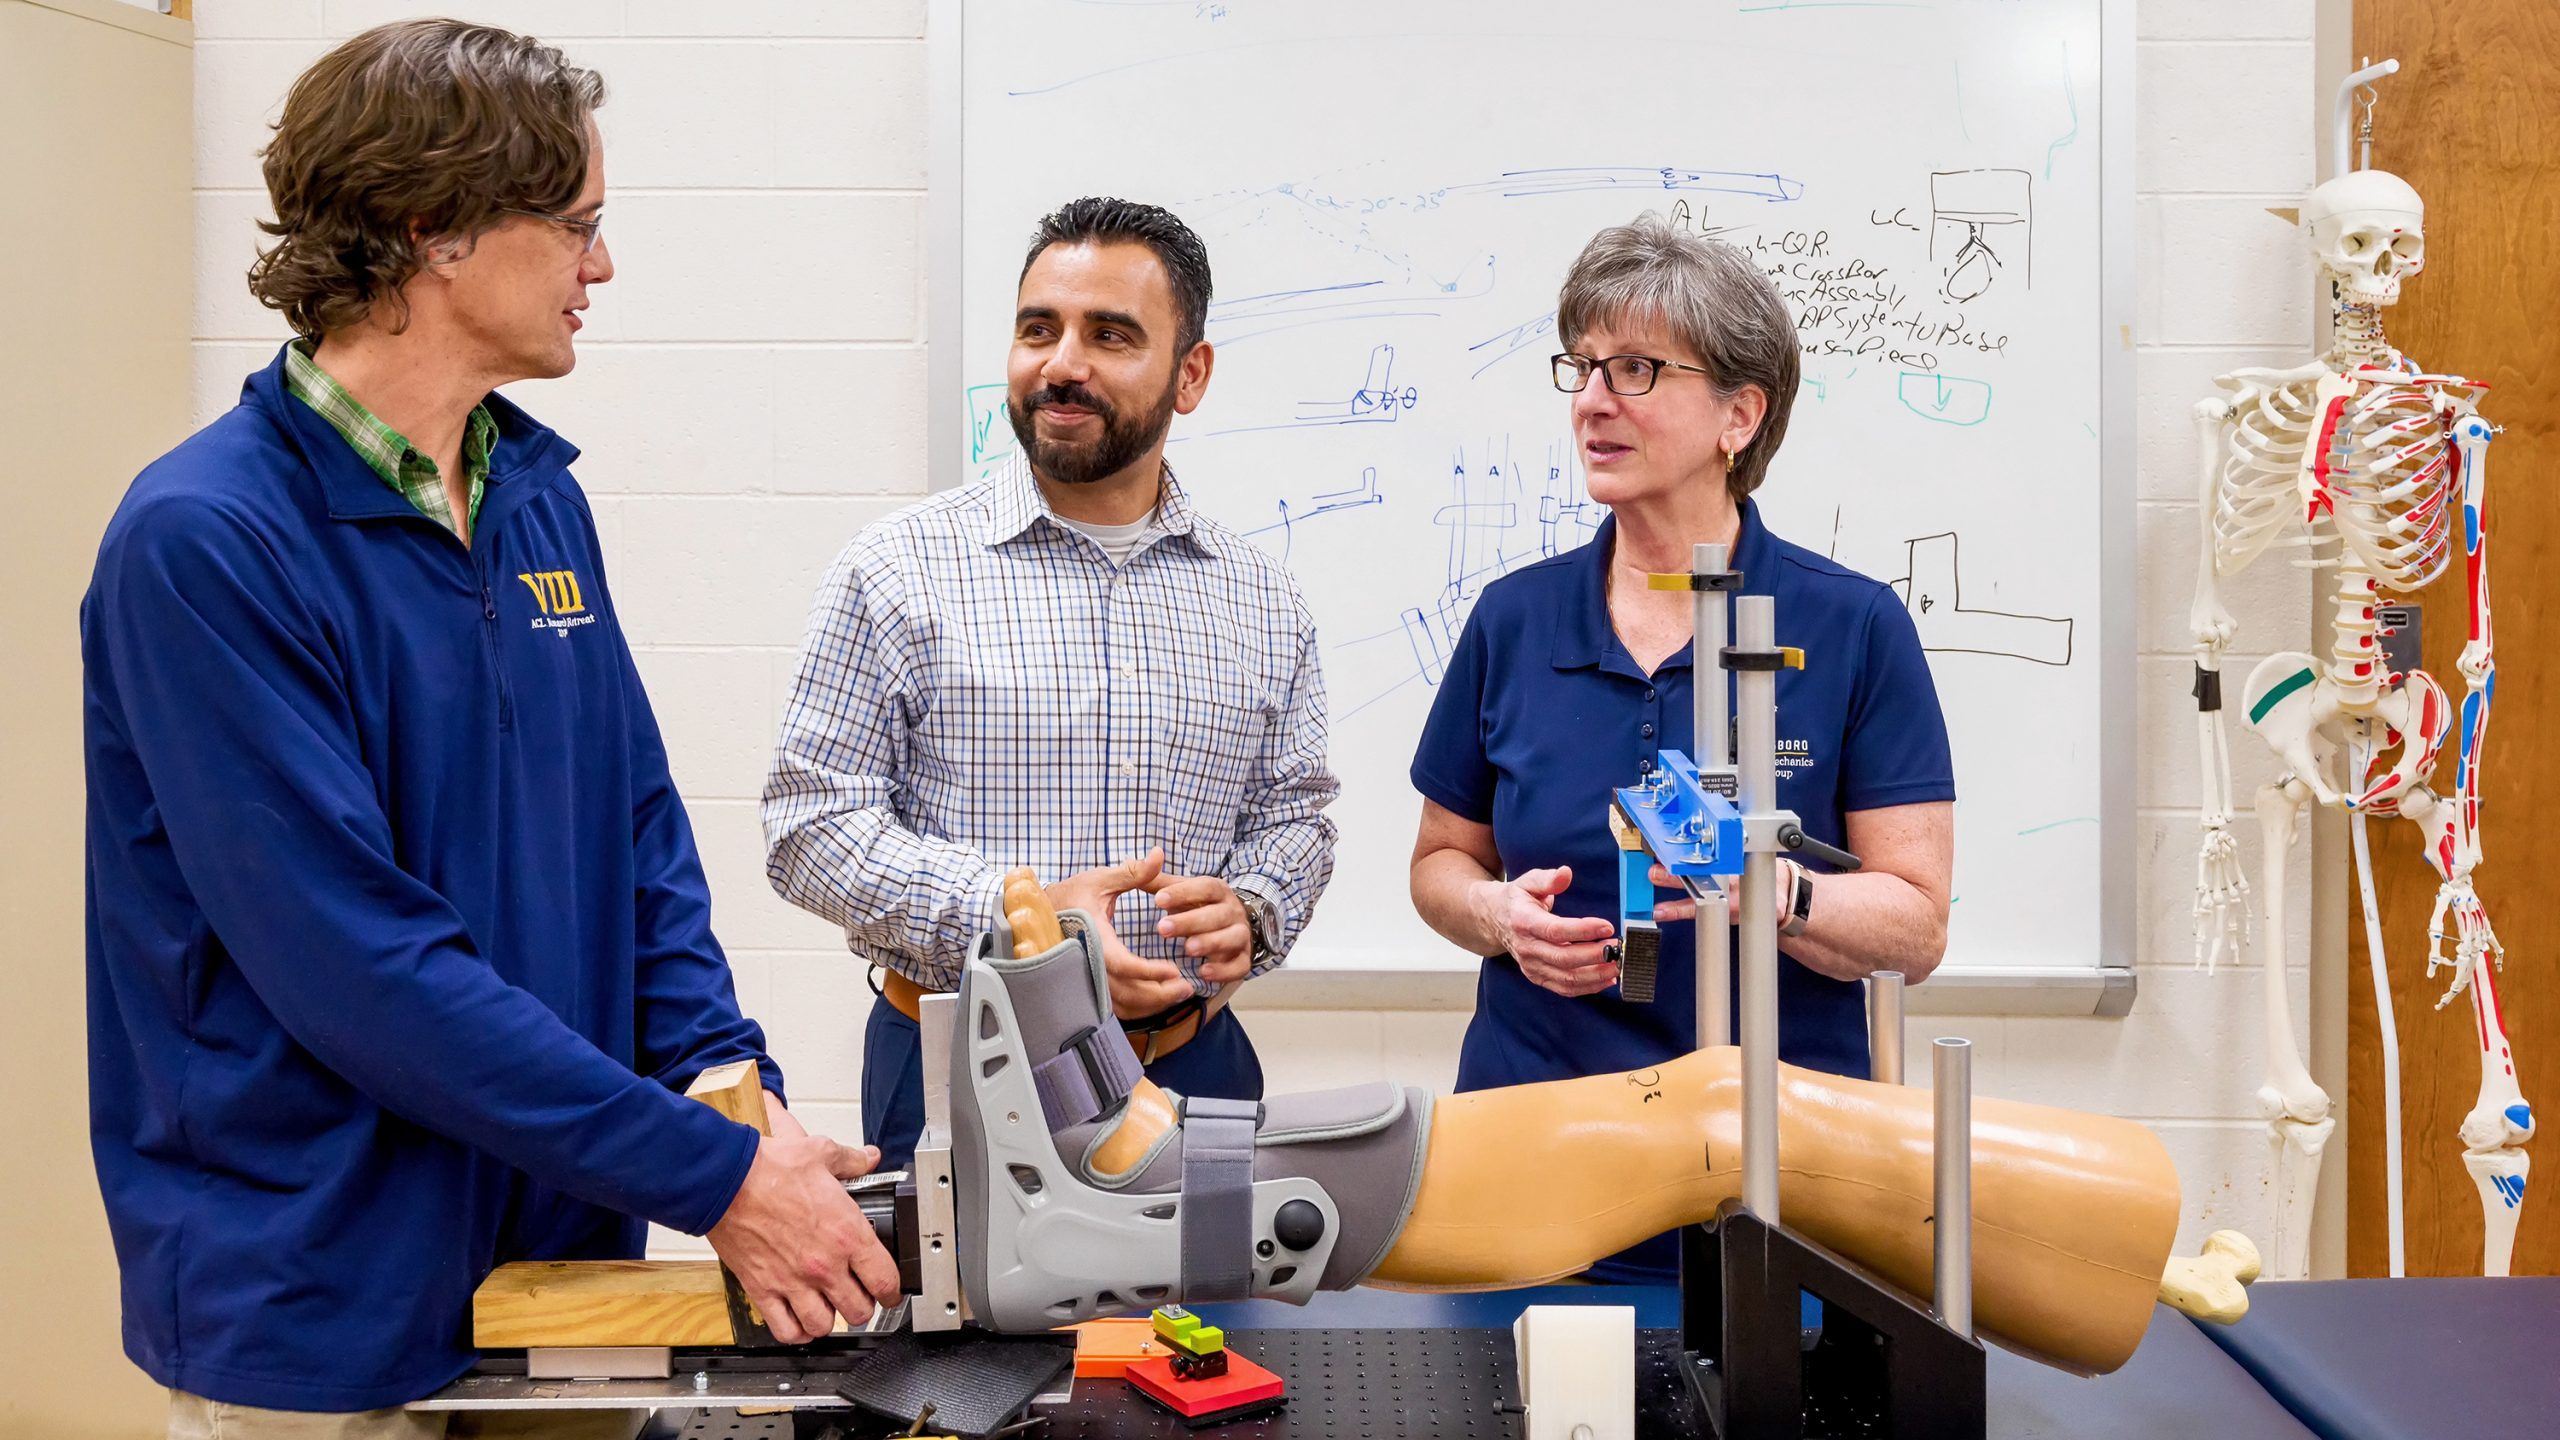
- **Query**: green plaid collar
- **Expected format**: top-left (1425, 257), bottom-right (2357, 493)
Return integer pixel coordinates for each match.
top-left (285, 340), bottom-right (496, 535)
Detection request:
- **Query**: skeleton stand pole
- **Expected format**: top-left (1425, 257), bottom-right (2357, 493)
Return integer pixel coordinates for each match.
top-left (2347, 774), bottom-right (2408, 1277)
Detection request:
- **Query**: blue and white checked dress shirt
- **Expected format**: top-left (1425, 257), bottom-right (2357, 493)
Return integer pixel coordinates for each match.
top-left (764, 458), bottom-right (1340, 993)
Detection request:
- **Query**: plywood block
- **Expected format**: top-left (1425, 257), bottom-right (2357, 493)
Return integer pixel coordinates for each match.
top-left (685, 1059), bottom-right (771, 1134)
top-left (474, 1259), bottom-right (734, 1348)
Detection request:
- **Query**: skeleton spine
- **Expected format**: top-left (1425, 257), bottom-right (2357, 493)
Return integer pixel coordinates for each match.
top-left (2333, 296), bottom-right (2388, 368)
top-left (2329, 555), bottom-right (2382, 711)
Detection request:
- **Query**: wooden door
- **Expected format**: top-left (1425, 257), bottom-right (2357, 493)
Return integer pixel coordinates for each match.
top-left (2347, 0), bottom-right (2560, 1277)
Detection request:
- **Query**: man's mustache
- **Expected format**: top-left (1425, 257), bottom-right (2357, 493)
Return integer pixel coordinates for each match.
top-left (1027, 384), bottom-right (1113, 417)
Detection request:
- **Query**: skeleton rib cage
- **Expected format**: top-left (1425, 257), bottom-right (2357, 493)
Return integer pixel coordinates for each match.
top-left (2209, 360), bottom-right (2484, 597)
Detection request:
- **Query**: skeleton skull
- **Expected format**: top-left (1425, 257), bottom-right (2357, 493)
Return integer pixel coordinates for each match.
top-left (2301, 168), bottom-right (2426, 305)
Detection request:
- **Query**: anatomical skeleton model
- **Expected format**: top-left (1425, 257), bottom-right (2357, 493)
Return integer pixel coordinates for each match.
top-left (2190, 63), bottom-right (2529, 1279)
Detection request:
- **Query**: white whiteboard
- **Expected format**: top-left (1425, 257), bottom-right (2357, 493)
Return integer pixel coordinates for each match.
top-left (937, 0), bottom-right (2133, 975)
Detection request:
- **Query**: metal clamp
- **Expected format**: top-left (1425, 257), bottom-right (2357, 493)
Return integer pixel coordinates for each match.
top-left (1647, 570), bottom-right (1744, 592)
top-left (1776, 821), bottom-right (1863, 873)
top-left (1716, 645), bottom-right (1804, 672)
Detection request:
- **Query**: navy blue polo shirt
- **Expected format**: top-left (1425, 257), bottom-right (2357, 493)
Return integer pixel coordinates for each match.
top-left (1409, 500), bottom-right (1953, 1280)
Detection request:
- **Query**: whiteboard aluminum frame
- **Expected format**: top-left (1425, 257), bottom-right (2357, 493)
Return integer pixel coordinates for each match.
top-left (926, 0), bottom-right (2139, 1016)
top-left (928, 0), bottom-right (965, 499)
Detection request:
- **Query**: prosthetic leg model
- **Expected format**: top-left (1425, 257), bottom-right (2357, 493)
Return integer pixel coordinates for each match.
top-left (951, 880), bottom-right (2197, 1376)
top-left (2189, 59), bottom-right (2529, 1278)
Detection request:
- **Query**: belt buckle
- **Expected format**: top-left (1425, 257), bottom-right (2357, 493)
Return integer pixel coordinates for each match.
top-left (1132, 1007), bottom-right (1201, 1066)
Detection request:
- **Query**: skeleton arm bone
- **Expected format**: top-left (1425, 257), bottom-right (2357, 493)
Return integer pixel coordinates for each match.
top-left (2449, 408), bottom-right (2495, 873)
top-left (2456, 962), bottom-right (2533, 1278)
top-left (2191, 396), bottom-right (2249, 970)
top-left (2402, 411), bottom-right (2503, 1005)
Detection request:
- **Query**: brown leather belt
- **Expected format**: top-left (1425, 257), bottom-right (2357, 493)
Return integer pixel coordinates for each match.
top-left (879, 968), bottom-right (1229, 1064)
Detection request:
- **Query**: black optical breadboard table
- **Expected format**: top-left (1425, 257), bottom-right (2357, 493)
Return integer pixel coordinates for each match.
top-left (1038, 1326), bottom-right (1708, 1440)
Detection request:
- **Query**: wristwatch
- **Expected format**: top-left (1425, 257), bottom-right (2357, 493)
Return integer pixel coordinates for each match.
top-left (1778, 862), bottom-right (1813, 938)
top-left (1239, 889), bottom-right (1283, 967)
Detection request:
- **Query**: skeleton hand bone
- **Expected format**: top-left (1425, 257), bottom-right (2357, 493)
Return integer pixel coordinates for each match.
top-left (2425, 876), bottom-right (2504, 1008)
top-left (2194, 824), bottom-right (2250, 972)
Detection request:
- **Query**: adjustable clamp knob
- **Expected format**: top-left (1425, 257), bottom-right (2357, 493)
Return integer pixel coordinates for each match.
top-left (1273, 1198), bottom-right (1326, 1252)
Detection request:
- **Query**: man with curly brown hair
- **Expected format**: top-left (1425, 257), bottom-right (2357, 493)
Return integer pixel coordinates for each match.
top-left (80, 22), bottom-right (898, 1436)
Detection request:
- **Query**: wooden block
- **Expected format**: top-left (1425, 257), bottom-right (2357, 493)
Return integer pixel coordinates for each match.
top-left (474, 1259), bottom-right (734, 1348)
top-left (471, 1061), bottom-right (774, 1349)
top-left (1607, 799), bottom-right (1644, 851)
top-left (684, 1059), bottom-right (771, 1134)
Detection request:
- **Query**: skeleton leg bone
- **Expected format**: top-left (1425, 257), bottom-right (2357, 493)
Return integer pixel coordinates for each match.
top-left (2457, 961), bottom-right (2532, 1277)
top-left (2158, 1230), bottom-right (2261, 1327)
top-left (2396, 788), bottom-right (2535, 1274)
top-left (2251, 780), bottom-right (2334, 1281)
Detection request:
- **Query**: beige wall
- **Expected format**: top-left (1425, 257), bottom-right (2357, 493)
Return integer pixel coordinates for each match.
top-left (3, 0), bottom-right (194, 1434)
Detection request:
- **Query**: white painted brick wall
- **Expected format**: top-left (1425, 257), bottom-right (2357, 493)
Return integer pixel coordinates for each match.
top-left (188, 3), bottom-right (2316, 1263)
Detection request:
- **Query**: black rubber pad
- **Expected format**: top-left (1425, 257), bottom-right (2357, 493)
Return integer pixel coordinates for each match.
top-left (835, 1330), bottom-right (1074, 1438)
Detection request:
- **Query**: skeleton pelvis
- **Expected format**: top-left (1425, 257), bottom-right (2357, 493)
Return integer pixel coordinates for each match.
top-left (2244, 654), bottom-right (2343, 800)
top-left (2242, 653), bottom-right (2447, 810)
top-left (2357, 670), bottom-right (2451, 812)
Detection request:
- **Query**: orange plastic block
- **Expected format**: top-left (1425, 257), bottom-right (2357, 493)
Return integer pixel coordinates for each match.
top-left (1125, 1350), bottom-right (1286, 1423)
top-left (1068, 1317), bottom-right (1163, 1379)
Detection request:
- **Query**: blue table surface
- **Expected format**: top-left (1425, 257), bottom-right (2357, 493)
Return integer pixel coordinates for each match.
top-left (2196, 1276), bottom-right (2560, 1440)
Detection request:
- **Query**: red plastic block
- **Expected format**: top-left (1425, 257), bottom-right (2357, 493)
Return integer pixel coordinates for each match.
top-left (1124, 1350), bottom-right (1285, 1424)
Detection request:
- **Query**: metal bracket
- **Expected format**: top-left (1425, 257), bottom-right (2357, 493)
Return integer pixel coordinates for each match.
top-left (1611, 751), bottom-right (1747, 880)
top-left (525, 1347), bottom-right (670, 1380)
top-left (912, 992), bottom-right (967, 1332)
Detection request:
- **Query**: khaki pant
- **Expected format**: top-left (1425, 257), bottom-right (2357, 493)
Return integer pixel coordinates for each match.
top-left (169, 1391), bottom-right (642, 1440)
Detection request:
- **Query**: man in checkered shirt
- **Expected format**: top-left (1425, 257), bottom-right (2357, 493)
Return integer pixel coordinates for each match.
top-left (763, 198), bottom-right (1340, 1169)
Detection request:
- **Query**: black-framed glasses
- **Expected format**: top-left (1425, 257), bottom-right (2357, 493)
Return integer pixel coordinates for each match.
top-left (502, 205), bottom-right (605, 255)
top-left (1552, 351), bottom-right (1714, 397)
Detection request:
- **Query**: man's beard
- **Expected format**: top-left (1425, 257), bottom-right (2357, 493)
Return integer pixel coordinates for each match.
top-left (1007, 374), bottom-right (1178, 487)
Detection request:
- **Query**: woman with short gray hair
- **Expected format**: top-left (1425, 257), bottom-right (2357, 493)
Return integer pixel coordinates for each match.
top-left (1406, 213), bottom-right (1958, 1283)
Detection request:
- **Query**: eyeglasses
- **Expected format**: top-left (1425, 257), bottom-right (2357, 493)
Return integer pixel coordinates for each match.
top-left (1552, 351), bottom-right (1715, 397)
top-left (502, 205), bottom-right (605, 255)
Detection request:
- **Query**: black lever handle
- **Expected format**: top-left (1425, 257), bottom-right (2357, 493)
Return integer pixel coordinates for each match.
top-left (1777, 822), bottom-right (1862, 873)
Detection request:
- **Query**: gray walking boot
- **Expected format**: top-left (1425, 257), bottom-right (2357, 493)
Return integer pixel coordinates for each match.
top-left (949, 909), bottom-right (1433, 1331)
